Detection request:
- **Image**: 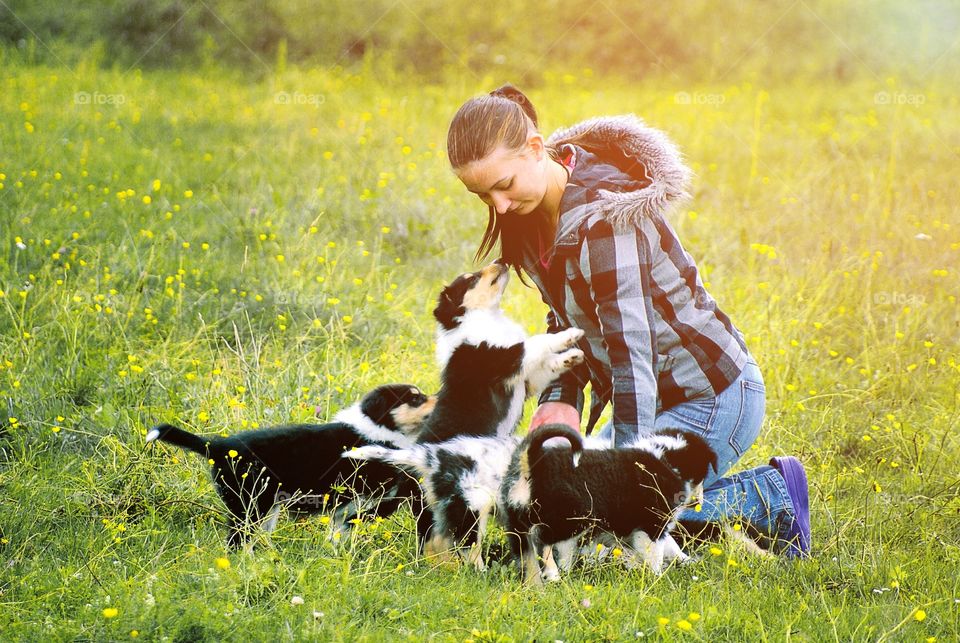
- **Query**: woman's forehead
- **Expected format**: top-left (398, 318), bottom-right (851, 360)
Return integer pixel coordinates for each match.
top-left (456, 147), bottom-right (521, 189)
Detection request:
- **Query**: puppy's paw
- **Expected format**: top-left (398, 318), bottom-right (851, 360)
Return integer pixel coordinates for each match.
top-left (552, 327), bottom-right (585, 351)
top-left (563, 348), bottom-right (585, 367)
top-left (463, 545), bottom-right (488, 573)
top-left (548, 348), bottom-right (584, 372)
top-left (678, 553), bottom-right (701, 565)
top-left (541, 566), bottom-right (561, 583)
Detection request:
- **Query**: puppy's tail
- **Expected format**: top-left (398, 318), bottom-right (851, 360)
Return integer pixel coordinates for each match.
top-left (521, 423), bottom-right (584, 474)
top-left (342, 445), bottom-right (429, 476)
top-left (145, 423), bottom-right (210, 456)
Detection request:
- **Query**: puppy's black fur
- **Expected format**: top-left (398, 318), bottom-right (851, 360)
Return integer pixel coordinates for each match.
top-left (147, 383), bottom-right (433, 548)
top-left (432, 270), bottom-right (481, 331)
top-left (416, 341), bottom-right (525, 443)
top-left (500, 423), bottom-right (716, 580)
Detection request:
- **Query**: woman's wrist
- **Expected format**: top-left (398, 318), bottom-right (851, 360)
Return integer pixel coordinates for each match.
top-left (529, 401), bottom-right (581, 432)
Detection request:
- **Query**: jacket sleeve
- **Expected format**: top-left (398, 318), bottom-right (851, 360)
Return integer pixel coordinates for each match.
top-left (536, 296), bottom-right (589, 421)
top-left (580, 217), bottom-right (658, 442)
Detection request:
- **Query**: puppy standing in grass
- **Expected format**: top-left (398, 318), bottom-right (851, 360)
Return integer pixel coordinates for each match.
top-left (346, 261), bottom-right (585, 569)
top-left (147, 383), bottom-right (434, 549)
top-left (499, 423), bottom-right (716, 584)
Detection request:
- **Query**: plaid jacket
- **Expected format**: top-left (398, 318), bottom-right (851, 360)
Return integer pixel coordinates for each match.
top-left (521, 133), bottom-right (749, 444)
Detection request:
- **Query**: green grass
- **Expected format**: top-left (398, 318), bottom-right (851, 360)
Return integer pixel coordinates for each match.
top-left (1, 55), bottom-right (959, 641)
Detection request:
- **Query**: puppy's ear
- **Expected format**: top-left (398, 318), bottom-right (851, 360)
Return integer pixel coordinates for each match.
top-left (666, 431), bottom-right (717, 483)
top-left (433, 289), bottom-right (465, 330)
top-left (360, 387), bottom-right (403, 429)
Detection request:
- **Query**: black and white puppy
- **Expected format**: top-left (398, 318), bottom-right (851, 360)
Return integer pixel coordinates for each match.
top-left (147, 383), bottom-right (435, 549)
top-left (346, 261), bottom-right (585, 568)
top-left (424, 260), bottom-right (585, 443)
top-left (499, 423), bottom-right (716, 584)
top-left (344, 435), bottom-right (520, 570)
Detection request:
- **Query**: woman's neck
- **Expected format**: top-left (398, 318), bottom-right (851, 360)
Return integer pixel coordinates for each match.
top-left (534, 158), bottom-right (570, 240)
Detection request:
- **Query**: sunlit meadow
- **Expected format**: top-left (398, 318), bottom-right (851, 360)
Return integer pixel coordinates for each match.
top-left (2, 38), bottom-right (959, 642)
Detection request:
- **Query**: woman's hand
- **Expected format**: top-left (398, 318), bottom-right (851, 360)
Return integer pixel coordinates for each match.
top-left (529, 401), bottom-right (581, 432)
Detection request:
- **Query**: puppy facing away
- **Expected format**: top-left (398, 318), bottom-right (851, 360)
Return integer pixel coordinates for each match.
top-left (499, 423), bottom-right (717, 584)
top-left (147, 383), bottom-right (435, 549)
top-left (344, 435), bottom-right (520, 570)
top-left (345, 261), bottom-right (586, 568)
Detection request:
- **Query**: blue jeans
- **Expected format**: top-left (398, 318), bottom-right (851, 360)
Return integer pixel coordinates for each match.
top-left (594, 357), bottom-right (796, 546)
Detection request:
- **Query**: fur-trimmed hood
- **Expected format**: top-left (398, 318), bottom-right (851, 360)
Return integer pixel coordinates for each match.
top-left (546, 114), bottom-right (693, 230)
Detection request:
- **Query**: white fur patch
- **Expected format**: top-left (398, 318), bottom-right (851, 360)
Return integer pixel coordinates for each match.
top-left (553, 538), bottom-right (578, 572)
top-left (434, 308), bottom-right (526, 369)
top-left (430, 436), bottom-right (519, 513)
top-left (507, 474), bottom-right (531, 507)
top-left (494, 377), bottom-right (527, 439)
top-left (334, 403), bottom-right (413, 448)
top-left (341, 445), bottom-right (427, 475)
top-left (262, 504), bottom-right (282, 533)
top-left (440, 436), bottom-right (518, 475)
top-left (582, 434), bottom-right (614, 449)
top-left (521, 328), bottom-right (585, 398)
top-left (145, 428), bottom-right (160, 443)
top-left (630, 530), bottom-right (665, 574)
top-left (620, 433), bottom-right (688, 458)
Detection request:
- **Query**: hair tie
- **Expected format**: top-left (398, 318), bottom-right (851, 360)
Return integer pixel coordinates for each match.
top-left (488, 83), bottom-right (538, 128)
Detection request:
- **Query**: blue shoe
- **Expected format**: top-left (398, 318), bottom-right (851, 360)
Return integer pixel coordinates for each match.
top-left (770, 456), bottom-right (811, 559)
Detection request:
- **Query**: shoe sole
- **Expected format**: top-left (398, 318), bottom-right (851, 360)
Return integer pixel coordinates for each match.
top-left (770, 456), bottom-right (811, 558)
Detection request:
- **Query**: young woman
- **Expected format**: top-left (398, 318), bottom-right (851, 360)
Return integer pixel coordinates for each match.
top-left (445, 84), bottom-right (810, 558)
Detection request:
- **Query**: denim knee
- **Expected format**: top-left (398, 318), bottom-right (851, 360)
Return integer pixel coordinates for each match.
top-left (655, 359), bottom-right (766, 485)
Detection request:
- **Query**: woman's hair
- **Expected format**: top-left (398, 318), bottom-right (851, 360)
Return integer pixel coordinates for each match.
top-left (447, 83), bottom-right (560, 273)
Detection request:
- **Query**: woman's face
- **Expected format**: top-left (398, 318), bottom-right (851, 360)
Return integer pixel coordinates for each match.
top-left (454, 135), bottom-right (549, 217)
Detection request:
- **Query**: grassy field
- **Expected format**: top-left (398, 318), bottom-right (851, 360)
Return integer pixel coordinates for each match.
top-left (1, 52), bottom-right (959, 641)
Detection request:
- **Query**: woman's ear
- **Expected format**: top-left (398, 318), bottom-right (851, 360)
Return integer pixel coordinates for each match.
top-left (526, 132), bottom-right (546, 161)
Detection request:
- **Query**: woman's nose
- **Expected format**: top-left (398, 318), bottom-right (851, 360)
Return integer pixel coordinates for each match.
top-left (490, 194), bottom-right (510, 214)
top-left (492, 194), bottom-right (511, 215)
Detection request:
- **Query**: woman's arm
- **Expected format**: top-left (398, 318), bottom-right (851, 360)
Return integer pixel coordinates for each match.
top-left (580, 216), bottom-right (659, 443)
top-left (529, 401), bottom-right (581, 432)
top-left (536, 306), bottom-right (588, 400)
